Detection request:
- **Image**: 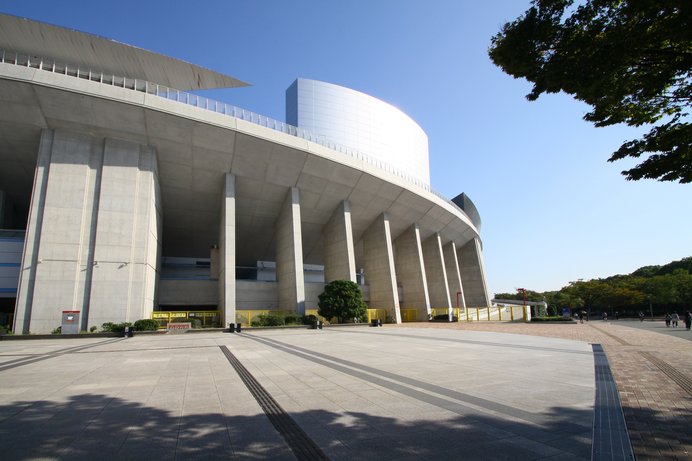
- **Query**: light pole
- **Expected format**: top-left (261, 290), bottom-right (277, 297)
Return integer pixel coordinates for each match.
top-left (518, 288), bottom-right (527, 321)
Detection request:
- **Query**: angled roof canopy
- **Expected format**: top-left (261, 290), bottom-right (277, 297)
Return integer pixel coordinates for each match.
top-left (0, 13), bottom-right (249, 91)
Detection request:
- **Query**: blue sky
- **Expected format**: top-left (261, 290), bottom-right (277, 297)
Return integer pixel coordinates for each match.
top-left (2, 0), bottom-right (690, 294)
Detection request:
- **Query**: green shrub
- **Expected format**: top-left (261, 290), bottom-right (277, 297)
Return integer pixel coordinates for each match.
top-left (284, 315), bottom-right (299, 325)
top-left (89, 326), bottom-right (98, 333)
top-left (189, 318), bottom-right (202, 329)
top-left (101, 322), bottom-right (132, 332)
top-left (133, 319), bottom-right (160, 331)
top-left (318, 280), bottom-right (367, 323)
top-left (51, 326), bottom-right (62, 335)
top-left (302, 314), bottom-right (318, 325)
top-left (531, 316), bottom-right (573, 322)
top-left (250, 313), bottom-right (285, 327)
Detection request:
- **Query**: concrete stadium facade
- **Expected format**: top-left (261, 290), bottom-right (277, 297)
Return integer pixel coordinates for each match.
top-left (0, 14), bottom-right (490, 334)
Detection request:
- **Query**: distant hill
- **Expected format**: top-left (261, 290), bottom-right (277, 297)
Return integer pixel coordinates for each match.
top-left (630, 257), bottom-right (692, 278)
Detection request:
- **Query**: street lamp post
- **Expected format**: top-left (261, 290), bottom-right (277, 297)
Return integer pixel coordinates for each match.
top-left (518, 288), bottom-right (527, 321)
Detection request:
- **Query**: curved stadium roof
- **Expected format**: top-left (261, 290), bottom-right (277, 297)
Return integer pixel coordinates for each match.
top-left (0, 13), bottom-right (248, 91)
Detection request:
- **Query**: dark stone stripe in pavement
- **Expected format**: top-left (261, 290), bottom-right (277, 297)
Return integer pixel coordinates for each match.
top-left (243, 332), bottom-right (593, 456)
top-left (334, 329), bottom-right (593, 355)
top-left (640, 351), bottom-right (692, 396)
top-left (219, 345), bottom-right (329, 461)
top-left (0, 338), bottom-right (125, 372)
top-left (591, 344), bottom-right (635, 461)
top-left (589, 325), bottom-right (631, 346)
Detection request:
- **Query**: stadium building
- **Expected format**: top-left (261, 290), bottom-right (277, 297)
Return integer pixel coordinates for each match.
top-left (0, 14), bottom-right (490, 333)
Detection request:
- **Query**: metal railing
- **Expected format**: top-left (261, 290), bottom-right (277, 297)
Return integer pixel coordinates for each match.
top-left (0, 49), bottom-right (469, 219)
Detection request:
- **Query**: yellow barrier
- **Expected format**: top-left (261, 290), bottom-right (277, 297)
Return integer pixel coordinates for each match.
top-left (367, 309), bottom-right (387, 323)
top-left (400, 309), bottom-right (418, 322)
top-left (152, 311), bottom-right (220, 328)
top-left (235, 310), bottom-right (300, 326)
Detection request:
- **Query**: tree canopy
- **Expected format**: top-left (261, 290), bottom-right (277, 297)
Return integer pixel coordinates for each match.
top-left (496, 257), bottom-right (692, 315)
top-left (318, 280), bottom-right (368, 323)
top-left (489, 0), bottom-right (691, 183)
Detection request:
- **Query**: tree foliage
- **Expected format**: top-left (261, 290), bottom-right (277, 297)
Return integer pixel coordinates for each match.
top-left (318, 280), bottom-right (368, 323)
top-left (495, 257), bottom-right (692, 314)
top-left (489, 0), bottom-right (691, 183)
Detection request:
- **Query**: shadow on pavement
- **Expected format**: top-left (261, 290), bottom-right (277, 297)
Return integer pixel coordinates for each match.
top-left (0, 393), bottom-right (602, 460)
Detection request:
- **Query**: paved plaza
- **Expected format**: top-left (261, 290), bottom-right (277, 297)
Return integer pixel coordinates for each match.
top-left (1, 321), bottom-right (689, 460)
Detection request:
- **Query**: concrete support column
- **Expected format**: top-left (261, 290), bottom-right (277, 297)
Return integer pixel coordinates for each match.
top-left (276, 187), bottom-right (305, 315)
top-left (362, 213), bottom-right (400, 323)
top-left (422, 233), bottom-right (452, 319)
top-left (394, 224), bottom-right (430, 321)
top-left (459, 237), bottom-right (490, 307)
top-left (88, 138), bottom-right (161, 328)
top-left (14, 130), bottom-right (56, 334)
top-left (14, 130), bottom-right (161, 334)
top-left (218, 174), bottom-right (236, 326)
top-left (323, 200), bottom-right (356, 283)
top-left (443, 241), bottom-right (466, 310)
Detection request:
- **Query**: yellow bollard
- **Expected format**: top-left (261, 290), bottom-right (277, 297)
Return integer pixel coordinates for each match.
top-left (476, 307), bottom-right (480, 321)
top-left (487, 306), bottom-right (491, 321)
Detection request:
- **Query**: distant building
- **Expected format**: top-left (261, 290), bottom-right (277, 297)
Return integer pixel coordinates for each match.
top-left (0, 14), bottom-right (490, 333)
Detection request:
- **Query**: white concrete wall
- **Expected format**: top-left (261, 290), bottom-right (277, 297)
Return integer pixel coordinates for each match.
top-left (218, 174), bottom-right (235, 325)
top-left (236, 280), bottom-right (278, 310)
top-left (443, 241), bottom-right (466, 309)
top-left (362, 213), bottom-right (401, 323)
top-left (14, 130), bottom-right (161, 333)
top-left (459, 237), bottom-right (490, 307)
top-left (394, 224), bottom-right (431, 321)
top-left (323, 200), bottom-right (356, 283)
top-left (88, 138), bottom-right (161, 328)
top-left (423, 233), bottom-right (452, 312)
top-left (275, 187), bottom-right (306, 314)
top-left (158, 279), bottom-right (218, 305)
top-left (305, 282), bottom-right (325, 310)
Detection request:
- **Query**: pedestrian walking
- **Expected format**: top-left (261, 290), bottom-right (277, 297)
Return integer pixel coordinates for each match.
top-left (684, 311), bottom-right (691, 331)
top-left (579, 310), bottom-right (585, 324)
top-left (665, 313), bottom-right (671, 327)
top-left (638, 311), bottom-right (645, 322)
top-left (672, 312), bottom-right (680, 327)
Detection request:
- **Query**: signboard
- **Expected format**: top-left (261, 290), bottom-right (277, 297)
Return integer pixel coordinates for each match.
top-left (61, 310), bottom-right (80, 334)
top-left (167, 322), bottom-right (191, 333)
top-left (562, 307), bottom-right (571, 318)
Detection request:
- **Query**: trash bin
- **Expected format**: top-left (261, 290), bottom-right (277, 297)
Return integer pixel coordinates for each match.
top-left (318, 321), bottom-right (323, 330)
top-left (123, 326), bottom-right (134, 338)
top-left (235, 323), bottom-right (242, 333)
top-left (229, 323), bottom-right (235, 333)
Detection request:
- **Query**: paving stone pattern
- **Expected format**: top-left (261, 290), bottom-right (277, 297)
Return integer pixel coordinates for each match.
top-left (0, 328), bottom-right (597, 460)
top-left (404, 320), bottom-right (692, 461)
